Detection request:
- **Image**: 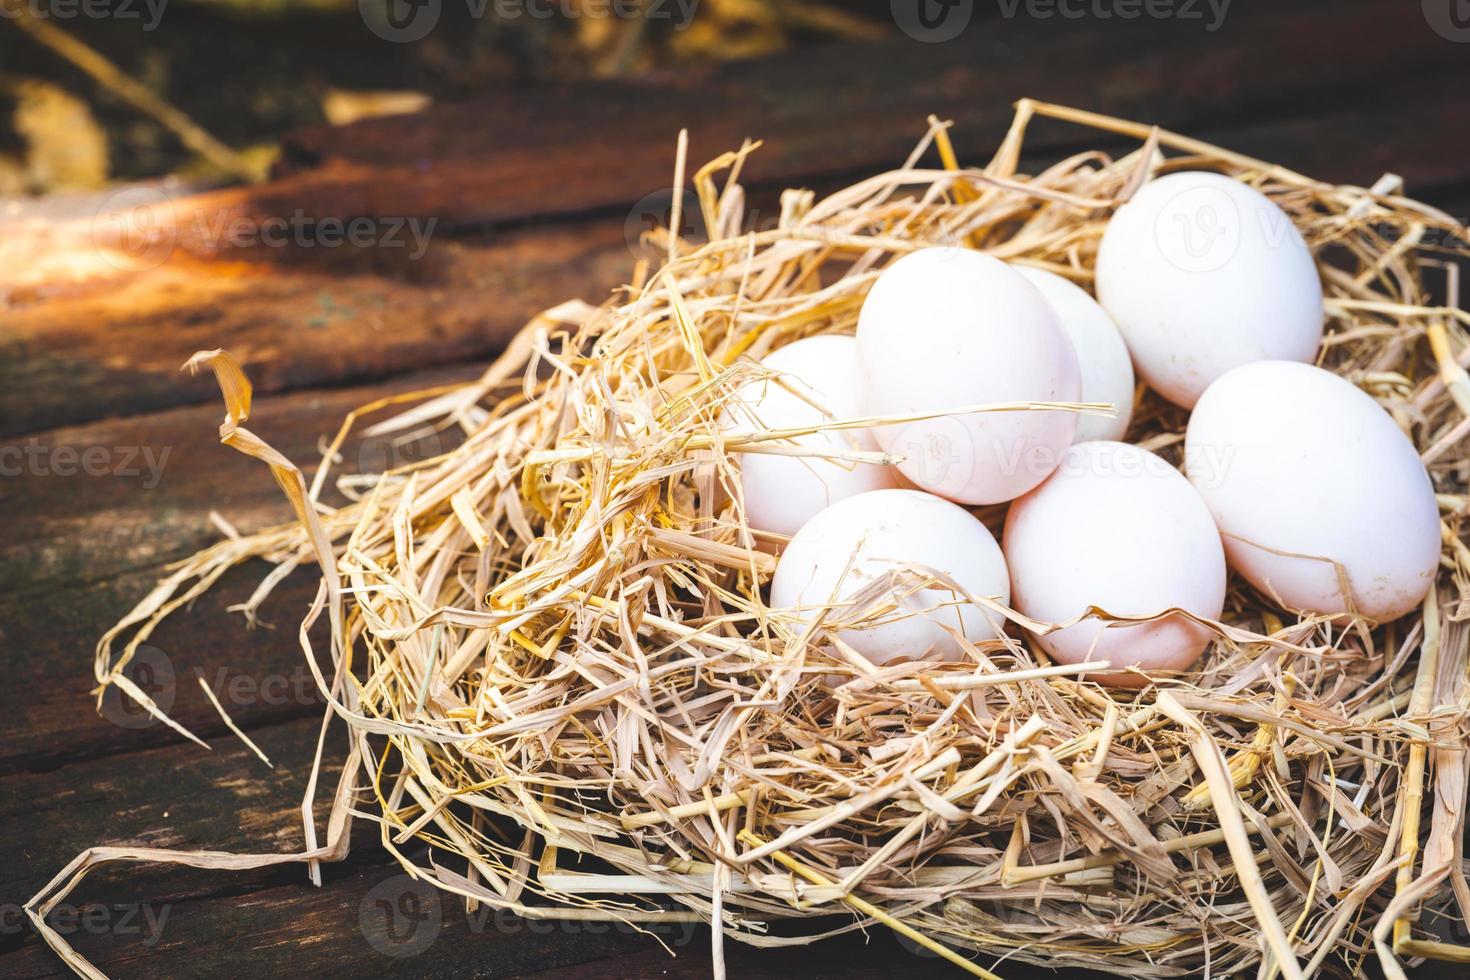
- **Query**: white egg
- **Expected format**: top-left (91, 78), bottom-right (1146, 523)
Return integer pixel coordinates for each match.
top-left (857, 248), bottom-right (1081, 504)
top-left (1012, 265), bottom-right (1135, 443)
top-left (1004, 441), bottom-right (1225, 687)
top-left (1096, 171), bottom-right (1324, 408)
top-left (1185, 361), bottom-right (1440, 622)
top-left (726, 335), bottom-right (895, 538)
top-left (769, 488), bottom-right (1010, 665)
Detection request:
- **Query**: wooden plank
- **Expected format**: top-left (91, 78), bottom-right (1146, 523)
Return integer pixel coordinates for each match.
top-left (2, 363), bottom-right (478, 597)
top-left (3, 859), bottom-right (662, 980)
top-left (0, 366), bottom-right (477, 775)
top-left (0, 220), bottom-right (630, 437)
top-left (273, 0), bottom-right (1460, 229)
top-left (0, 715), bottom-right (344, 919)
top-left (9, 85), bottom-right (1470, 442)
top-left (520, 940), bottom-right (1089, 979)
top-left (1, 788), bottom-right (1060, 980)
top-left (8, 1), bottom-right (1470, 440)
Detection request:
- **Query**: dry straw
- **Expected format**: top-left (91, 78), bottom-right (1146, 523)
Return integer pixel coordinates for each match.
top-left (30, 99), bottom-right (1470, 979)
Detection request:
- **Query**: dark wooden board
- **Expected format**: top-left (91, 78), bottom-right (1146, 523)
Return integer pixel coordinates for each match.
top-left (0, 715), bottom-right (342, 918)
top-left (272, 0), bottom-right (1463, 228)
top-left (0, 365), bottom-right (484, 776)
top-left (0, 223), bottom-right (632, 438)
top-left (4, 856), bottom-right (1095, 980)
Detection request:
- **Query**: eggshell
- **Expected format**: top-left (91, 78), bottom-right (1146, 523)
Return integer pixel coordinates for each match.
top-left (1096, 171), bottom-right (1324, 408)
top-left (1004, 441), bottom-right (1226, 687)
top-left (769, 488), bottom-right (1010, 665)
top-left (856, 247), bottom-right (1081, 505)
top-left (1185, 361), bottom-right (1440, 622)
top-left (726, 335), bottom-right (895, 538)
top-left (1012, 265), bottom-right (1135, 443)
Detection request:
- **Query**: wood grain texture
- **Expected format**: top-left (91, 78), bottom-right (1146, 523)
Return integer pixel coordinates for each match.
top-left (0, 715), bottom-right (342, 922)
top-left (7, 0), bottom-right (1470, 440)
top-left (272, 0), bottom-right (1462, 228)
top-left (0, 366), bottom-right (477, 774)
top-left (0, 223), bottom-right (631, 438)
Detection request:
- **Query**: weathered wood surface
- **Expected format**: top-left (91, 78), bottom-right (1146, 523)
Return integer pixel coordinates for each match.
top-left (0, 222), bottom-right (632, 437)
top-left (0, 365), bottom-right (496, 773)
top-left (5, 4), bottom-right (1469, 977)
top-left (6, 0), bottom-right (1470, 439)
top-left (273, 0), bottom-right (1465, 227)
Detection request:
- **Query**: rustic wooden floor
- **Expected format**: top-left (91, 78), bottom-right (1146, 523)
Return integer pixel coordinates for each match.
top-left (4, 2), bottom-right (1469, 976)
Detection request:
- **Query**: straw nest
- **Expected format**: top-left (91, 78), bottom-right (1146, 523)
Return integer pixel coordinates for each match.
top-left (39, 101), bottom-right (1470, 979)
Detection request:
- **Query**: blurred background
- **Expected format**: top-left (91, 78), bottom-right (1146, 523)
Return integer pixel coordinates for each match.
top-left (0, 0), bottom-right (892, 191)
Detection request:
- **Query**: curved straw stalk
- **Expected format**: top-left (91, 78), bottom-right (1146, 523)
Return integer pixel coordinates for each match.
top-left (31, 100), bottom-right (1470, 979)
